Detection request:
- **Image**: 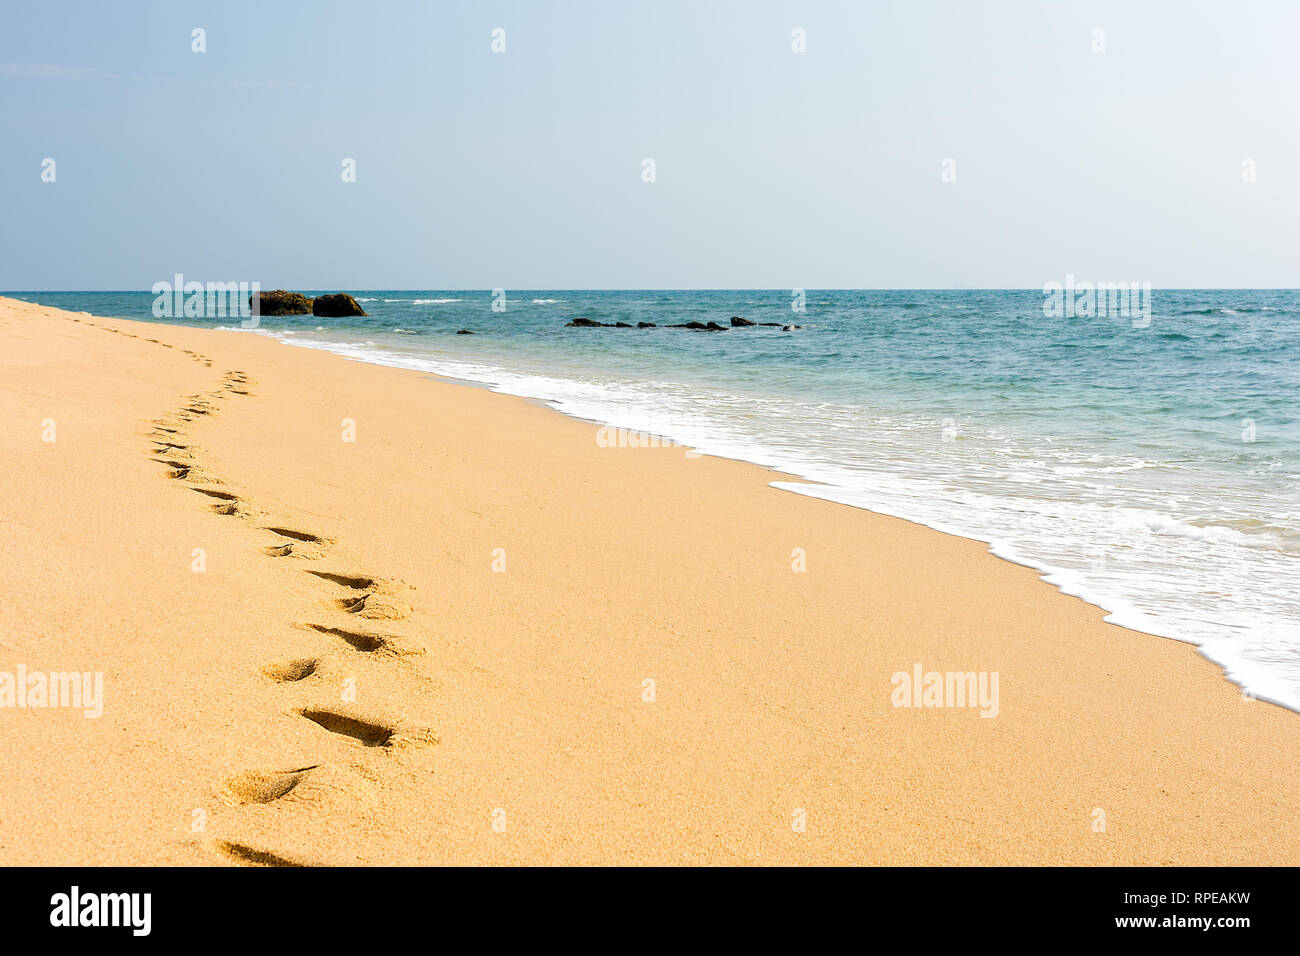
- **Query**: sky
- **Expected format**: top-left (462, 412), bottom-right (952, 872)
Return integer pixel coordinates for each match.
top-left (1, 0), bottom-right (1298, 290)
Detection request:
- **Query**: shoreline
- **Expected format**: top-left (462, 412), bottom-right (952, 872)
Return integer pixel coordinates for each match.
top-left (2, 296), bottom-right (1297, 865)
top-left (268, 326), bottom-right (1295, 713)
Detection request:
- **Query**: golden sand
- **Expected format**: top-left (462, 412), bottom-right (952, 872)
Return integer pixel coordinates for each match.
top-left (0, 297), bottom-right (1295, 865)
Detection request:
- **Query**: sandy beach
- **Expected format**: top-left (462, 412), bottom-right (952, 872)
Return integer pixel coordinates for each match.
top-left (1, 295), bottom-right (1296, 866)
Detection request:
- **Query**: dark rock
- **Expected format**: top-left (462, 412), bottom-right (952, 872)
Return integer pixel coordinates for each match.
top-left (614, 321), bottom-right (633, 328)
top-left (250, 290), bottom-right (311, 316)
top-left (730, 316), bottom-right (756, 327)
top-left (664, 321), bottom-right (726, 331)
top-left (782, 324), bottom-right (802, 331)
top-left (566, 317), bottom-right (606, 327)
top-left (759, 322), bottom-right (784, 327)
top-left (456, 329), bottom-right (475, 334)
top-left (312, 293), bottom-right (367, 317)
top-left (637, 322), bottom-right (656, 328)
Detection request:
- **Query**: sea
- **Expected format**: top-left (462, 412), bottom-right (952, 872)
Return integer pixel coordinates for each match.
top-left (14, 288), bottom-right (1299, 711)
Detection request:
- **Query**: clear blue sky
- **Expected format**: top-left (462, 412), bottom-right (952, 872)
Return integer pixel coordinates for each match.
top-left (2, 0), bottom-right (1297, 289)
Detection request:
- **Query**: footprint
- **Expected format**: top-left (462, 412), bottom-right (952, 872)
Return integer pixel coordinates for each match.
top-left (343, 592), bottom-right (411, 621)
top-left (155, 459), bottom-right (221, 483)
top-left (262, 657), bottom-right (319, 682)
top-left (302, 623), bottom-right (420, 656)
top-left (297, 707), bottom-right (397, 747)
top-left (221, 766), bottom-right (318, 805)
top-left (189, 487), bottom-right (250, 517)
top-left (150, 441), bottom-right (193, 458)
top-left (305, 571), bottom-right (377, 589)
top-left (214, 840), bottom-right (304, 867)
top-left (262, 527), bottom-right (334, 560)
top-left (306, 571), bottom-right (414, 621)
top-left (267, 528), bottom-right (322, 542)
top-left (190, 487), bottom-right (237, 501)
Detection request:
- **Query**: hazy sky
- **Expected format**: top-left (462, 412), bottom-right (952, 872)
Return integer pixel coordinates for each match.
top-left (2, 0), bottom-right (1297, 289)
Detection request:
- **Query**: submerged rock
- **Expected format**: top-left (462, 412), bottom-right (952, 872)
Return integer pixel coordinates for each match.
top-left (312, 293), bottom-right (368, 317)
top-left (250, 290), bottom-right (311, 316)
top-left (456, 329), bottom-right (475, 334)
top-left (565, 317), bottom-right (734, 332)
top-left (730, 316), bottom-right (756, 327)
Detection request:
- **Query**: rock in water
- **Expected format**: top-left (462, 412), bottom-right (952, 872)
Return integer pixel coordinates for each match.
top-left (312, 293), bottom-right (368, 317)
top-left (456, 329), bottom-right (475, 334)
top-left (566, 317), bottom-right (606, 327)
top-left (730, 316), bottom-right (756, 327)
top-left (250, 290), bottom-right (312, 315)
top-left (637, 321), bottom-right (656, 328)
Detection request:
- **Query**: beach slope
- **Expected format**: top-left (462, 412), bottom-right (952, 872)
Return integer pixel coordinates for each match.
top-left (0, 296), bottom-right (1295, 865)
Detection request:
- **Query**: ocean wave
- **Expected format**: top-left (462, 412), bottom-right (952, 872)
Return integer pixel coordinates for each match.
top-left (1106, 506), bottom-right (1292, 550)
top-left (1178, 306), bottom-right (1279, 315)
top-left (414, 298), bottom-right (462, 304)
top-left (532, 299), bottom-right (561, 304)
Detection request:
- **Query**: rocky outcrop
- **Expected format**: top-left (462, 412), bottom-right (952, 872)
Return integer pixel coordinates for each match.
top-left (312, 293), bottom-right (367, 317)
top-left (731, 316), bottom-right (786, 328)
top-left (456, 329), bottom-right (475, 334)
top-left (564, 316), bottom-right (786, 332)
top-left (250, 290), bottom-right (311, 316)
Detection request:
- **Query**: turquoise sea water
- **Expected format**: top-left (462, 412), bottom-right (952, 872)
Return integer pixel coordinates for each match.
top-left (16, 289), bottom-right (1300, 710)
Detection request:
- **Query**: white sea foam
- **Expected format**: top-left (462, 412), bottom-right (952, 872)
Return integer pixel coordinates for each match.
top-left (414, 298), bottom-right (462, 304)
